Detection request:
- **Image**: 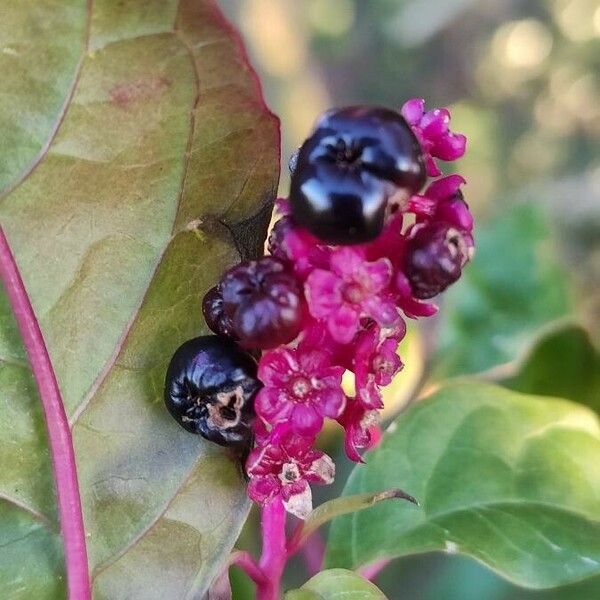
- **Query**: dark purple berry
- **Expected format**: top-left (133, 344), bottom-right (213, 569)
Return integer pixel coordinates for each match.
top-left (220, 256), bottom-right (303, 349)
top-left (202, 285), bottom-right (238, 340)
top-left (289, 106), bottom-right (426, 245)
top-left (164, 335), bottom-right (260, 448)
top-left (404, 222), bottom-right (469, 299)
top-left (267, 215), bottom-right (295, 261)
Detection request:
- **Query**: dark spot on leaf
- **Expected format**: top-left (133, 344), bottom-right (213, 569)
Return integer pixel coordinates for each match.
top-left (109, 77), bottom-right (171, 108)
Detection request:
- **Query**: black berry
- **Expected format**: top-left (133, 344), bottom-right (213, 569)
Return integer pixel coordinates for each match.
top-left (404, 222), bottom-right (469, 299)
top-left (220, 256), bottom-right (303, 349)
top-left (202, 285), bottom-right (238, 340)
top-left (289, 105), bottom-right (426, 245)
top-left (164, 335), bottom-right (261, 447)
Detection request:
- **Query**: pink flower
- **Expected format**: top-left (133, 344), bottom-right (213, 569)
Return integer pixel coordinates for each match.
top-left (255, 346), bottom-right (346, 436)
top-left (354, 322), bottom-right (405, 409)
top-left (401, 98), bottom-right (467, 177)
top-left (305, 247), bottom-right (399, 344)
top-left (409, 175), bottom-right (473, 233)
top-left (246, 433), bottom-right (335, 518)
top-left (337, 401), bottom-right (382, 463)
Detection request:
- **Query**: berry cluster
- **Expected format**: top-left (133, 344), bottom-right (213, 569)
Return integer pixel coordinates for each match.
top-left (164, 100), bottom-right (473, 519)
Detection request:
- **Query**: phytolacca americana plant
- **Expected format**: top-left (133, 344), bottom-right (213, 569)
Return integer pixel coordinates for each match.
top-left (163, 99), bottom-right (473, 598)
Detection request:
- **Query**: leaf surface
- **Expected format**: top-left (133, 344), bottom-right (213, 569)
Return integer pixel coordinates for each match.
top-left (326, 383), bottom-right (600, 589)
top-left (503, 323), bottom-right (600, 413)
top-left (0, 1), bottom-right (279, 598)
top-left (434, 204), bottom-right (571, 377)
top-left (285, 569), bottom-right (387, 599)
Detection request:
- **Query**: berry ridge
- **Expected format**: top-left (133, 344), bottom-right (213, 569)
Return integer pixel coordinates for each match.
top-left (165, 99), bottom-right (473, 520)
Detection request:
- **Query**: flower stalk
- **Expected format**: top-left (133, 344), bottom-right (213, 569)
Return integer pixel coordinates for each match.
top-left (0, 226), bottom-right (91, 600)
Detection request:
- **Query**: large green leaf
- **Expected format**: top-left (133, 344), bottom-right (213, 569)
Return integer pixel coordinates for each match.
top-left (326, 383), bottom-right (600, 589)
top-left (0, 0), bottom-right (279, 598)
top-left (285, 569), bottom-right (387, 599)
top-left (434, 203), bottom-right (571, 377)
top-left (503, 324), bottom-right (600, 413)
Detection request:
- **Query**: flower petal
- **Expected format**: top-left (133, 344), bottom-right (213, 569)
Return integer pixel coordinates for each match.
top-left (401, 98), bottom-right (425, 124)
top-left (305, 269), bottom-right (342, 318)
top-left (362, 296), bottom-right (399, 326)
top-left (328, 304), bottom-right (360, 344)
top-left (425, 174), bottom-right (466, 200)
top-left (434, 132), bottom-right (467, 161)
top-left (361, 258), bottom-right (392, 292)
top-left (317, 387), bottom-right (346, 419)
top-left (330, 247), bottom-right (366, 276)
top-left (258, 348), bottom-right (297, 386)
top-left (255, 387), bottom-right (292, 423)
top-left (247, 475), bottom-right (280, 504)
top-left (306, 453), bottom-right (335, 485)
top-left (283, 483), bottom-right (313, 520)
top-left (291, 403), bottom-right (323, 436)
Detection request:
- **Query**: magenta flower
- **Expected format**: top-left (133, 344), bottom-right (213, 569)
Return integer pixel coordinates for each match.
top-left (305, 247), bottom-right (399, 344)
top-left (337, 400), bottom-right (382, 463)
top-left (246, 433), bottom-right (335, 518)
top-left (401, 98), bottom-right (466, 177)
top-left (255, 346), bottom-right (346, 436)
top-left (410, 175), bottom-right (473, 233)
top-left (354, 323), bottom-right (405, 409)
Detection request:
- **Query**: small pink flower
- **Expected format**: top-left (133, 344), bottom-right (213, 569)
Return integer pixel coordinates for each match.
top-left (410, 175), bottom-right (473, 233)
top-left (246, 433), bottom-right (335, 518)
top-left (401, 98), bottom-right (466, 177)
top-left (337, 400), bottom-right (382, 463)
top-left (255, 346), bottom-right (346, 436)
top-left (354, 323), bottom-right (405, 409)
top-left (305, 247), bottom-right (399, 344)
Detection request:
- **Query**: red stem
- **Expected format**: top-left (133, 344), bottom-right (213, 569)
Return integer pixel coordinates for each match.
top-left (298, 531), bottom-right (325, 576)
top-left (0, 226), bottom-right (91, 599)
top-left (256, 498), bottom-right (287, 600)
top-left (230, 551), bottom-right (268, 587)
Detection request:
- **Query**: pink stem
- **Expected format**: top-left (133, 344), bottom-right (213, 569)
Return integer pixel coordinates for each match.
top-left (230, 551), bottom-right (268, 587)
top-left (0, 226), bottom-right (91, 600)
top-left (299, 531), bottom-right (325, 576)
top-left (256, 498), bottom-right (287, 600)
top-left (359, 558), bottom-right (390, 581)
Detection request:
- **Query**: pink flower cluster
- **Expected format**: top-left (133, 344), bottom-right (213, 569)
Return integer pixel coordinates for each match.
top-left (246, 99), bottom-right (472, 518)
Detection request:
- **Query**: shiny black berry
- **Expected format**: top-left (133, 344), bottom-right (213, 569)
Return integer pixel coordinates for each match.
top-left (202, 285), bottom-right (238, 340)
top-left (164, 335), bottom-right (260, 447)
top-left (289, 106), bottom-right (426, 245)
top-left (220, 256), bottom-right (303, 349)
top-left (404, 222), bottom-right (469, 299)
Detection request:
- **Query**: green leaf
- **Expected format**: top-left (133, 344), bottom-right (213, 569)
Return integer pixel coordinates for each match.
top-left (285, 569), bottom-right (388, 599)
top-left (291, 489), bottom-right (417, 551)
top-left (326, 383), bottom-right (600, 589)
top-left (0, 0), bottom-right (279, 598)
top-left (434, 203), bottom-right (571, 377)
top-left (503, 323), bottom-right (600, 413)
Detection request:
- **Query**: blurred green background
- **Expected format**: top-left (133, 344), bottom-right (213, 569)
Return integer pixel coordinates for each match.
top-left (218, 1), bottom-right (600, 598)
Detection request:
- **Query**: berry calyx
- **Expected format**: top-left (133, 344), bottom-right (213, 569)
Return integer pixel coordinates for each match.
top-left (164, 335), bottom-right (261, 448)
top-left (219, 257), bottom-right (303, 349)
top-left (289, 106), bottom-right (426, 245)
top-left (403, 222), bottom-right (470, 299)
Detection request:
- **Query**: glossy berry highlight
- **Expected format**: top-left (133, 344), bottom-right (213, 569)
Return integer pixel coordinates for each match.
top-left (289, 105), bottom-right (426, 245)
top-left (164, 335), bottom-right (261, 448)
